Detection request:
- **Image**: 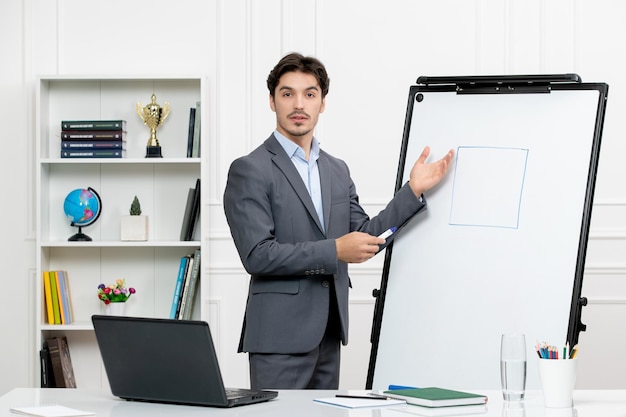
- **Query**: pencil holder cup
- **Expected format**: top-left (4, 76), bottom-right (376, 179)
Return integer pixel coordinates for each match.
top-left (537, 358), bottom-right (577, 408)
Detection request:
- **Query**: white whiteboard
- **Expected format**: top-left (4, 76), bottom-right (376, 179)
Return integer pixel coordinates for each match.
top-left (369, 82), bottom-right (607, 391)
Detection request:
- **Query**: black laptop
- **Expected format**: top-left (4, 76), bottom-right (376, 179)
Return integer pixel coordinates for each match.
top-left (91, 315), bottom-right (278, 407)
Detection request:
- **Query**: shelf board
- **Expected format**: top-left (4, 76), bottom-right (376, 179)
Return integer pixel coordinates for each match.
top-left (40, 241), bottom-right (200, 248)
top-left (41, 322), bottom-right (93, 331)
top-left (39, 74), bottom-right (204, 81)
top-left (41, 157), bottom-right (201, 164)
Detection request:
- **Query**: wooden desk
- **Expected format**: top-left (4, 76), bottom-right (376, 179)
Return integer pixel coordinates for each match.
top-left (2, 388), bottom-right (625, 416)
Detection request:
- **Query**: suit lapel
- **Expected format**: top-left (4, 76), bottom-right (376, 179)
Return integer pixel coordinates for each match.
top-left (318, 155), bottom-right (332, 236)
top-left (265, 136), bottom-right (326, 235)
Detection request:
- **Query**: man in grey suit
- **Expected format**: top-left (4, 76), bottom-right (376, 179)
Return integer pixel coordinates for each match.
top-left (224, 53), bottom-right (454, 390)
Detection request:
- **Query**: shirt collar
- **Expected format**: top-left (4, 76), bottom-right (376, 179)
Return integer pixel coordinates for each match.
top-left (274, 130), bottom-right (320, 161)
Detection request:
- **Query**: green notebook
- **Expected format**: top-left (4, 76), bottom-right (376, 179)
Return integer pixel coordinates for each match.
top-left (382, 387), bottom-right (488, 408)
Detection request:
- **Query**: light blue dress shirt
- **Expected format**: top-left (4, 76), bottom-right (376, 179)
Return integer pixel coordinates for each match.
top-left (274, 131), bottom-right (325, 233)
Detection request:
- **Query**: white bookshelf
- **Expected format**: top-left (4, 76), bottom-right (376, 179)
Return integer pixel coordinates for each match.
top-left (35, 75), bottom-right (207, 389)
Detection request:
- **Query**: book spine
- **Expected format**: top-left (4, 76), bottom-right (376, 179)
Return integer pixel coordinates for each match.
top-left (61, 131), bottom-right (126, 140)
top-left (61, 150), bottom-right (126, 158)
top-left (54, 271), bottom-right (67, 325)
top-left (47, 337), bottom-right (65, 387)
top-left (43, 271), bottom-right (54, 325)
top-left (192, 101), bottom-right (201, 157)
top-left (169, 256), bottom-right (189, 319)
top-left (177, 256), bottom-right (194, 319)
top-left (58, 336), bottom-right (77, 388)
top-left (61, 140), bottom-right (125, 150)
top-left (49, 272), bottom-right (61, 324)
top-left (180, 188), bottom-right (195, 241)
top-left (58, 271), bottom-right (72, 324)
top-left (182, 249), bottom-right (201, 320)
top-left (185, 178), bottom-right (201, 241)
top-left (39, 343), bottom-right (55, 388)
top-left (186, 107), bottom-right (196, 158)
top-left (61, 120), bottom-right (126, 131)
top-left (62, 270), bottom-right (74, 323)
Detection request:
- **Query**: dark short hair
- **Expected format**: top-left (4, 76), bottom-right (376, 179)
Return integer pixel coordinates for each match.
top-left (267, 52), bottom-right (330, 98)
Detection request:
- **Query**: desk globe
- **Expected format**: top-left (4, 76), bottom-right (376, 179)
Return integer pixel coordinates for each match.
top-left (63, 187), bottom-right (102, 241)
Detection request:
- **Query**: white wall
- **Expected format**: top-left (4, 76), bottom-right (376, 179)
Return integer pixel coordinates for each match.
top-left (2, 0), bottom-right (626, 395)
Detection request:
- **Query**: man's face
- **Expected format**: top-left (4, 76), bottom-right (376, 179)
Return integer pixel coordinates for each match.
top-left (270, 70), bottom-right (326, 145)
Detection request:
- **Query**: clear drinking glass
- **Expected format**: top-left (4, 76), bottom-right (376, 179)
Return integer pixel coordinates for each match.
top-left (500, 333), bottom-right (527, 401)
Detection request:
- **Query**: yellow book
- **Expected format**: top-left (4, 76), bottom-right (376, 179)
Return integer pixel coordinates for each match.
top-left (43, 271), bottom-right (54, 325)
top-left (49, 271), bottom-right (61, 324)
top-left (54, 271), bottom-right (66, 324)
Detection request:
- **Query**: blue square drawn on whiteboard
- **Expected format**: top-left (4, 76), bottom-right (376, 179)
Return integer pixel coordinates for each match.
top-left (449, 146), bottom-right (529, 229)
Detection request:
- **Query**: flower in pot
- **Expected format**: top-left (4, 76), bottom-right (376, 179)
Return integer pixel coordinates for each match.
top-left (121, 195), bottom-right (148, 241)
top-left (97, 279), bottom-right (136, 305)
top-left (98, 279), bottom-right (136, 316)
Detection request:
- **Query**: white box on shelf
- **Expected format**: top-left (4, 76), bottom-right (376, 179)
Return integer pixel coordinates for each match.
top-left (120, 215), bottom-right (149, 241)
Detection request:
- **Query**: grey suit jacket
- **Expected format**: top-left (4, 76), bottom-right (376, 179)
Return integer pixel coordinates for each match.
top-left (223, 134), bottom-right (426, 354)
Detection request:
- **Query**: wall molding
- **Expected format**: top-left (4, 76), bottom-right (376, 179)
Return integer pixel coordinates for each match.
top-left (589, 230), bottom-right (626, 239)
top-left (586, 297), bottom-right (626, 305)
top-left (584, 263), bottom-right (626, 274)
top-left (208, 259), bottom-right (626, 275)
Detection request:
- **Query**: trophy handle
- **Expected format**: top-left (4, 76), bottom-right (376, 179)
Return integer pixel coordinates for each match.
top-left (136, 102), bottom-right (146, 123)
top-left (161, 102), bottom-right (171, 123)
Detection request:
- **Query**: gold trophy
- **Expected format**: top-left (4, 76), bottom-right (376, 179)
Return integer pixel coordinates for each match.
top-left (136, 93), bottom-right (171, 158)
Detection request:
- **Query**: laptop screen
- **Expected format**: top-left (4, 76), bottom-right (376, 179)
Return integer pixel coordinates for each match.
top-left (92, 315), bottom-right (232, 406)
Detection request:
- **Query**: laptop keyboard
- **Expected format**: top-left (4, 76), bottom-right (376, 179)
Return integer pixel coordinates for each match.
top-left (225, 388), bottom-right (251, 399)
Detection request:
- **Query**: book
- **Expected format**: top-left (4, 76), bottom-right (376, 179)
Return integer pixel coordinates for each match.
top-left (177, 255), bottom-right (194, 319)
top-left (61, 271), bottom-right (74, 323)
top-left (179, 188), bottom-right (195, 241)
top-left (61, 149), bottom-right (126, 158)
top-left (192, 101), bottom-right (201, 157)
top-left (54, 271), bottom-right (67, 324)
top-left (46, 337), bottom-right (64, 387)
top-left (169, 255), bottom-right (190, 319)
top-left (48, 272), bottom-right (61, 324)
top-left (61, 130), bottom-right (126, 140)
top-left (181, 248), bottom-right (201, 320)
top-left (61, 140), bottom-right (126, 150)
top-left (186, 107), bottom-right (196, 157)
top-left (39, 342), bottom-right (55, 388)
top-left (43, 271), bottom-right (54, 325)
top-left (187, 178), bottom-right (201, 240)
top-left (57, 271), bottom-right (73, 324)
top-left (61, 120), bottom-right (126, 131)
top-left (180, 178), bottom-right (200, 241)
top-left (58, 336), bottom-right (77, 388)
top-left (314, 395), bottom-right (405, 409)
top-left (9, 405), bottom-right (94, 416)
top-left (176, 255), bottom-right (193, 319)
top-left (382, 387), bottom-right (488, 408)
top-left (46, 337), bottom-right (77, 388)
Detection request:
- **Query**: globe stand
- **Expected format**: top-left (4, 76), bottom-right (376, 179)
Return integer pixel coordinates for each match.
top-left (68, 224), bottom-right (92, 242)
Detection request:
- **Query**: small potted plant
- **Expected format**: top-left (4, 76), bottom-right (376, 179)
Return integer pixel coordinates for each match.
top-left (97, 279), bottom-right (136, 316)
top-left (121, 195), bottom-right (148, 241)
